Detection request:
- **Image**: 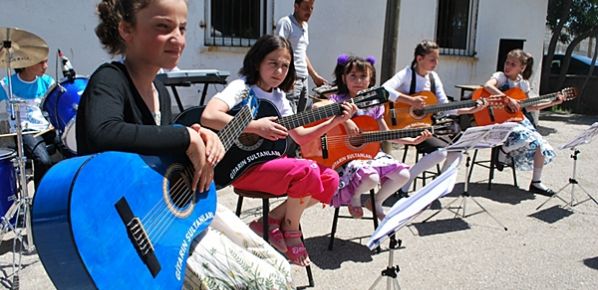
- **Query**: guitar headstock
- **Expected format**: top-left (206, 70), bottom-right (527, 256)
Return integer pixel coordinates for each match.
top-left (432, 118), bottom-right (459, 136)
top-left (353, 86), bottom-right (389, 109)
top-left (560, 87), bottom-right (578, 101)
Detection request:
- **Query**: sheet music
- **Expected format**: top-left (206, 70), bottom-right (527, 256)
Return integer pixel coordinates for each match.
top-left (559, 122), bottom-right (598, 150)
top-left (445, 122), bottom-right (518, 151)
top-left (367, 155), bottom-right (461, 250)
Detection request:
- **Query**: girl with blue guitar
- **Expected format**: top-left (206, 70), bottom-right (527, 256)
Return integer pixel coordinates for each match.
top-left (75, 0), bottom-right (293, 288)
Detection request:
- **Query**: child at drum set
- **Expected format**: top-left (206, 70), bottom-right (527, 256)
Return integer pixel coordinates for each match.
top-left (0, 59), bottom-right (58, 189)
top-left (326, 54), bottom-right (431, 220)
top-left (483, 49), bottom-right (565, 196)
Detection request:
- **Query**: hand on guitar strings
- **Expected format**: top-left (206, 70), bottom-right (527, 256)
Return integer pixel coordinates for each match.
top-left (501, 95), bottom-right (521, 113)
top-left (252, 116), bottom-right (288, 141)
top-left (334, 102), bottom-right (358, 127)
top-left (404, 94), bottom-right (427, 109)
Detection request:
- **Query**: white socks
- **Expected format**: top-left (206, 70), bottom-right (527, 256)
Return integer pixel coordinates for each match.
top-left (400, 149), bottom-right (448, 192)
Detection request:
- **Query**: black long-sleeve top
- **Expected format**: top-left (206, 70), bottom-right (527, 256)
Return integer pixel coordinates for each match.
top-left (76, 62), bottom-right (190, 155)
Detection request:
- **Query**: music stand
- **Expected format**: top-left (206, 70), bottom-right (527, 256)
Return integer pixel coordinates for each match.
top-left (536, 122), bottom-right (598, 210)
top-left (367, 158), bottom-right (461, 290)
top-left (420, 123), bottom-right (518, 231)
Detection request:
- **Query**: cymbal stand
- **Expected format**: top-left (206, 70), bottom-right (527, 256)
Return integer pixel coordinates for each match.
top-left (1, 39), bottom-right (35, 290)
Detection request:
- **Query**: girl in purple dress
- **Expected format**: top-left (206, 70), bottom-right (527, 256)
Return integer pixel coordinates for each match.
top-left (327, 55), bottom-right (430, 220)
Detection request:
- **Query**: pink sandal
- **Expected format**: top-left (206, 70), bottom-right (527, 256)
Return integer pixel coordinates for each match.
top-left (283, 230), bottom-right (310, 266)
top-left (249, 216), bottom-right (287, 253)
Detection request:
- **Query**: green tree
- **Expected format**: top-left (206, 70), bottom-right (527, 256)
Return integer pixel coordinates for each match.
top-left (544, 0), bottom-right (598, 93)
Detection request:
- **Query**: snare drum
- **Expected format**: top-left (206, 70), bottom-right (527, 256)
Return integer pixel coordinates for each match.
top-left (0, 148), bottom-right (17, 219)
top-left (41, 76), bottom-right (88, 154)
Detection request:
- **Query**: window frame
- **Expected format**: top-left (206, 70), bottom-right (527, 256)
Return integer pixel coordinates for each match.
top-left (204, 0), bottom-right (273, 47)
top-left (436, 0), bottom-right (479, 57)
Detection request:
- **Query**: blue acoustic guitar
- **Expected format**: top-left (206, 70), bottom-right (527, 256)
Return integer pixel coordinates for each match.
top-left (175, 86), bottom-right (389, 188)
top-left (32, 103), bottom-right (253, 289)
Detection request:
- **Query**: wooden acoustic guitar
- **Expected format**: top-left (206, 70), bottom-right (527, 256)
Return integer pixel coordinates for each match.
top-left (472, 87), bottom-right (578, 126)
top-left (301, 115), bottom-right (455, 169)
top-left (384, 91), bottom-right (491, 129)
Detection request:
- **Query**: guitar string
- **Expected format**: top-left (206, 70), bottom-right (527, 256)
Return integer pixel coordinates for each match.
top-left (141, 106), bottom-right (253, 242)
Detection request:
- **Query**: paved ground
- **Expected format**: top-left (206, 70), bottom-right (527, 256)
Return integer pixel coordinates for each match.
top-left (1, 111), bottom-right (597, 289)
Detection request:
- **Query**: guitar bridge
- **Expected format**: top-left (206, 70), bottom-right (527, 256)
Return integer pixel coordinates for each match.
top-left (320, 135), bottom-right (329, 159)
top-left (116, 197), bottom-right (161, 277)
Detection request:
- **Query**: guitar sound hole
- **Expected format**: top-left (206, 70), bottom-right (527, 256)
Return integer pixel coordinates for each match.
top-left (236, 133), bottom-right (263, 151)
top-left (165, 166), bottom-right (195, 212)
top-left (412, 109), bottom-right (424, 118)
top-left (349, 136), bottom-right (364, 147)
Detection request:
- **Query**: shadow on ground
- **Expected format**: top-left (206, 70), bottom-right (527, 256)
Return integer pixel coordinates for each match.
top-left (305, 235), bottom-right (374, 270)
top-left (583, 256), bottom-right (598, 270)
top-left (527, 205), bottom-right (574, 224)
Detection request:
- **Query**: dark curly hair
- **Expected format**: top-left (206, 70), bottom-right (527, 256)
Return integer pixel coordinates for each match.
top-left (95, 0), bottom-right (154, 55)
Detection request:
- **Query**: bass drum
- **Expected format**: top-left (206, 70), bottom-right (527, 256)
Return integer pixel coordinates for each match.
top-left (41, 76), bottom-right (88, 154)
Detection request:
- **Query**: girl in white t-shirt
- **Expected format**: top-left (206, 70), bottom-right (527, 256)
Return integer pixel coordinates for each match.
top-left (202, 34), bottom-right (356, 266)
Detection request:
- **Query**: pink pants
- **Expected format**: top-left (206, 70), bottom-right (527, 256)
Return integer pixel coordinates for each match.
top-left (232, 157), bottom-right (339, 204)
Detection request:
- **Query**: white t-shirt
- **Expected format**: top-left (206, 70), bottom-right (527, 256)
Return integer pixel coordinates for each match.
top-left (490, 72), bottom-right (530, 93)
top-left (276, 14), bottom-right (309, 79)
top-left (213, 78), bottom-right (294, 117)
top-left (382, 66), bottom-right (454, 115)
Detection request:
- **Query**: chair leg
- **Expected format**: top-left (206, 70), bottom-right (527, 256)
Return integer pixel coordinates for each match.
top-left (511, 157), bottom-right (518, 187)
top-left (369, 189), bottom-right (379, 229)
top-left (262, 198), bottom-right (270, 242)
top-left (466, 149), bottom-right (479, 185)
top-left (235, 195), bottom-right (244, 217)
top-left (488, 148), bottom-right (499, 190)
top-left (328, 207), bottom-right (340, 251)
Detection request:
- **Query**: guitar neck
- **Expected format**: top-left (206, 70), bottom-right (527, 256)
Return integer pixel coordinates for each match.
top-left (421, 100), bottom-right (478, 115)
top-left (359, 127), bottom-right (429, 143)
top-left (219, 105), bottom-right (252, 151)
top-left (278, 103), bottom-right (342, 129)
top-left (519, 92), bottom-right (558, 108)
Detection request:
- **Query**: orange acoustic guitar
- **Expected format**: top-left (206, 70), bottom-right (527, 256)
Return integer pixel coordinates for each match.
top-left (384, 91), bottom-right (490, 130)
top-left (301, 115), bottom-right (454, 169)
top-left (472, 87), bottom-right (577, 126)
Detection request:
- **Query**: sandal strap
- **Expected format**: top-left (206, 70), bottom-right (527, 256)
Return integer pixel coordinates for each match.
top-left (531, 180), bottom-right (541, 184)
top-left (283, 230), bottom-right (303, 239)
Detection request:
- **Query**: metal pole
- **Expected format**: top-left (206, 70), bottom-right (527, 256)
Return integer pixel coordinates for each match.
top-left (381, 0), bottom-right (401, 154)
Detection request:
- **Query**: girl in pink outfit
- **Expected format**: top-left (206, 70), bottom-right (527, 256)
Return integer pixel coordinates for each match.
top-left (202, 35), bottom-right (357, 266)
top-left (327, 55), bottom-right (430, 220)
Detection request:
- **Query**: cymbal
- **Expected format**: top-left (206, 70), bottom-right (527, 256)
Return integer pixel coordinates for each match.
top-left (0, 27), bottom-right (49, 69)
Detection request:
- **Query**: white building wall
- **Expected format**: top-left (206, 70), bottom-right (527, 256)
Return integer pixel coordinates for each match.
top-left (0, 0), bottom-right (548, 107)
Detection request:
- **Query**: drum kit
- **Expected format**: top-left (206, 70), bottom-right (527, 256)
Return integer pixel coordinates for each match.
top-left (1, 26), bottom-right (86, 288)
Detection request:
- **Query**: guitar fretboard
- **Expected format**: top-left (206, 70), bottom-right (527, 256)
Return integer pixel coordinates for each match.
top-left (358, 127), bottom-right (431, 143)
top-left (278, 103), bottom-right (342, 129)
top-left (419, 100), bottom-right (479, 115)
top-left (219, 105), bottom-right (252, 150)
top-left (520, 92), bottom-right (559, 108)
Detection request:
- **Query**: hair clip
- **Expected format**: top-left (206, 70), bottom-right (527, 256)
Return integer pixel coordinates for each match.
top-left (366, 55), bottom-right (376, 65)
top-left (337, 54), bottom-right (350, 66)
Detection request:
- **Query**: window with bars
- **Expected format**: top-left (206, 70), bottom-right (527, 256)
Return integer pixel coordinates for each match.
top-left (436, 0), bottom-right (478, 56)
top-left (205, 0), bottom-right (271, 47)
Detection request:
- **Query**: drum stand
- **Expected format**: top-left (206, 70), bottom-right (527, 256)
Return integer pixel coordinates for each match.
top-left (536, 148), bottom-right (598, 210)
top-left (369, 236), bottom-right (402, 290)
top-left (1, 45), bottom-right (36, 290)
